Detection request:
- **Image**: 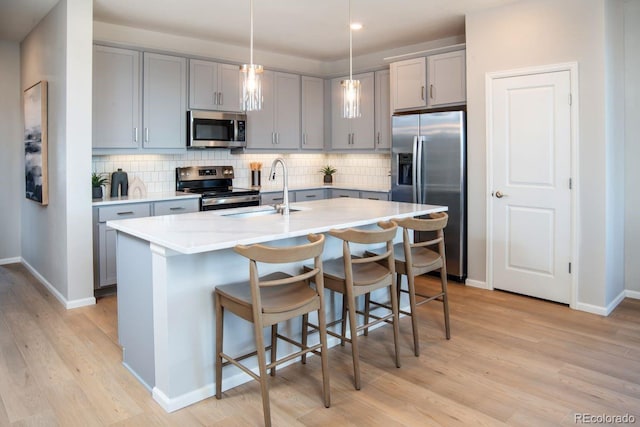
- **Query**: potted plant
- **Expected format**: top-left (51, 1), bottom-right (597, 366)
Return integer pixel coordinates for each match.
top-left (92, 172), bottom-right (108, 199)
top-left (320, 165), bottom-right (337, 184)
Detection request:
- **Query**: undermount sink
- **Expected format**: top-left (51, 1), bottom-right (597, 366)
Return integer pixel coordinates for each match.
top-left (222, 207), bottom-right (302, 219)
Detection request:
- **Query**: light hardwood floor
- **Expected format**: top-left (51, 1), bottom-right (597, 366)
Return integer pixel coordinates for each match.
top-left (1, 262), bottom-right (639, 426)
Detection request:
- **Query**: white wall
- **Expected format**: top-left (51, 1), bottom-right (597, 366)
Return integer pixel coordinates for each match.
top-left (20, 0), bottom-right (94, 307)
top-left (466, 0), bottom-right (616, 310)
top-left (604, 0), bottom-right (626, 304)
top-left (625, 0), bottom-right (640, 295)
top-left (0, 41), bottom-right (22, 263)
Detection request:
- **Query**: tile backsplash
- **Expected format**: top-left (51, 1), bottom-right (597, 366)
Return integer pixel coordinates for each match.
top-left (92, 151), bottom-right (391, 194)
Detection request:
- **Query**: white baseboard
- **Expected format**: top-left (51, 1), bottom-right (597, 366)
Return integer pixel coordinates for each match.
top-left (21, 259), bottom-right (96, 309)
top-left (0, 257), bottom-right (21, 265)
top-left (574, 289), bottom-right (626, 316)
top-left (465, 278), bottom-right (489, 289)
top-left (625, 289), bottom-right (640, 300)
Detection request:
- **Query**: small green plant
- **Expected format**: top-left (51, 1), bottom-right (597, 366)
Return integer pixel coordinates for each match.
top-left (319, 165), bottom-right (337, 176)
top-left (92, 172), bottom-right (109, 188)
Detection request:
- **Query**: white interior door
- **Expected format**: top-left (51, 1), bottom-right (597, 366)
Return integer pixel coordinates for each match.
top-left (489, 70), bottom-right (572, 303)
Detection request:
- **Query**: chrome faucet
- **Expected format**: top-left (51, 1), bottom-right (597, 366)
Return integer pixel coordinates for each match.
top-left (268, 157), bottom-right (290, 215)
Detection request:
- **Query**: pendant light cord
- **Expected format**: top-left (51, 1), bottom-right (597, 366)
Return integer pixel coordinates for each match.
top-left (348, 0), bottom-right (353, 81)
top-left (250, 0), bottom-right (254, 66)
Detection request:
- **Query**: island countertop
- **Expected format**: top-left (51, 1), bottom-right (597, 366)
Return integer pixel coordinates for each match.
top-left (107, 198), bottom-right (447, 255)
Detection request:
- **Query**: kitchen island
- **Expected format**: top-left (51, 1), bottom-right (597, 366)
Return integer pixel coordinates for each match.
top-left (107, 198), bottom-right (446, 412)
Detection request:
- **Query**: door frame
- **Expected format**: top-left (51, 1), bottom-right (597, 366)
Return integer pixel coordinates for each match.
top-left (485, 62), bottom-right (579, 309)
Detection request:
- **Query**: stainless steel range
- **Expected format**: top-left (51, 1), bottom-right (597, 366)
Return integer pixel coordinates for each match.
top-left (176, 166), bottom-right (260, 211)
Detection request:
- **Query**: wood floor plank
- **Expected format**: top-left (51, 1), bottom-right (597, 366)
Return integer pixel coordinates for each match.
top-left (1, 263), bottom-right (640, 426)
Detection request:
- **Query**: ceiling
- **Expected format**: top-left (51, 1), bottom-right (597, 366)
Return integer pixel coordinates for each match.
top-left (0, 0), bottom-right (518, 61)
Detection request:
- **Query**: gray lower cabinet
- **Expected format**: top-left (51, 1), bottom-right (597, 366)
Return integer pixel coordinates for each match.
top-left (93, 198), bottom-right (199, 290)
top-left (359, 191), bottom-right (390, 201)
top-left (330, 189), bottom-right (360, 199)
top-left (330, 189), bottom-right (389, 200)
top-left (260, 191), bottom-right (295, 205)
top-left (153, 198), bottom-right (200, 216)
top-left (295, 189), bottom-right (327, 201)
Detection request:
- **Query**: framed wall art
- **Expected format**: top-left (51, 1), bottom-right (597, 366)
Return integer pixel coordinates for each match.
top-left (24, 80), bottom-right (48, 205)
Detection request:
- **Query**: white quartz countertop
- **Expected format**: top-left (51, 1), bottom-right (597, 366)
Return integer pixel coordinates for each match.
top-left (92, 191), bottom-right (200, 206)
top-left (107, 198), bottom-right (446, 255)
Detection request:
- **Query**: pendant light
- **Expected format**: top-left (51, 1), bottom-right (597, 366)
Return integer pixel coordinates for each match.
top-left (240, 0), bottom-right (263, 111)
top-left (342, 0), bottom-right (361, 119)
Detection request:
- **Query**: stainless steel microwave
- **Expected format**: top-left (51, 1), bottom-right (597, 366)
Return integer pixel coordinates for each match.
top-left (187, 110), bottom-right (246, 148)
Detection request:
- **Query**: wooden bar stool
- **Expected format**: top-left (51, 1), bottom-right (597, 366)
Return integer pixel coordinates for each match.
top-left (215, 234), bottom-right (330, 427)
top-left (305, 221), bottom-right (400, 390)
top-left (366, 212), bottom-right (449, 356)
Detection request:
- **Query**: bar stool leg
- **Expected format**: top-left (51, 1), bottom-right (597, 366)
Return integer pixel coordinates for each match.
top-left (340, 295), bottom-right (347, 347)
top-left (441, 267), bottom-right (451, 340)
top-left (317, 305), bottom-right (331, 407)
top-left (390, 274), bottom-right (401, 368)
top-left (215, 295), bottom-right (224, 399)
top-left (253, 322), bottom-right (272, 427)
top-left (270, 324), bottom-right (277, 376)
top-left (346, 288), bottom-right (361, 390)
top-left (301, 313), bottom-right (309, 364)
top-left (363, 293), bottom-right (371, 336)
top-left (407, 271), bottom-right (420, 356)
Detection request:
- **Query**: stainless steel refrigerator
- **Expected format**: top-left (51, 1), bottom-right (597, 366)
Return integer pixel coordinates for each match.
top-left (391, 110), bottom-right (467, 281)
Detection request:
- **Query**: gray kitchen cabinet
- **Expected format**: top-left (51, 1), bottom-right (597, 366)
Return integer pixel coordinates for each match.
top-left (94, 203), bottom-right (151, 289)
top-left (390, 49), bottom-right (466, 112)
top-left (426, 50), bottom-right (466, 107)
top-left (92, 46), bottom-right (141, 149)
top-left (375, 69), bottom-right (391, 150)
top-left (301, 76), bottom-right (325, 150)
top-left (153, 198), bottom-right (200, 216)
top-left (330, 189), bottom-right (360, 199)
top-left (189, 59), bottom-right (241, 112)
top-left (142, 52), bottom-right (187, 149)
top-left (331, 72), bottom-right (375, 150)
top-left (390, 57), bottom-right (427, 112)
top-left (247, 70), bottom-right (301, 150)
top-left (260, 191), bottom-right (295, 205)
top-left (93, 47), bottom-right (187, 153)
top-left (93, 198), bottom-right (199, 290)
top-left (360, 190), bottom-right (390, 201)
top-left (295, 189), bottom-right (327, 201)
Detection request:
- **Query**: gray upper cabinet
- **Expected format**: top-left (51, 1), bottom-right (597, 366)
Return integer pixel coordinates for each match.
top-left (93, 46), bottom-right (141, 149)
top-left (142, 52), bottom-right (187, 149)
top-left (189, 59), bottom-right (241, 112)
top-left (375, 69), bottom-right (391, 150)
top-left (390, 57), bottom-right (427, 112)
top-left (247, 70), bottom-right (301, 150)
top-left (301, 76), bottom-right (325, 150)
top-left (331, 72), bottom-right (375, 150)
top-left (426, 50), bottom-right (466, 107)
top-left (390, 49), bottom-right (466, 112)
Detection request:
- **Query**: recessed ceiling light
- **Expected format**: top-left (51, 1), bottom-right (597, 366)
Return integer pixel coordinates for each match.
top-left (350, 22), bottom-right (363, 30)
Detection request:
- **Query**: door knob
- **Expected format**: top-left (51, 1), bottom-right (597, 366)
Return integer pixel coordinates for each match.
top-left (495, 190), bottom-right (506, 198)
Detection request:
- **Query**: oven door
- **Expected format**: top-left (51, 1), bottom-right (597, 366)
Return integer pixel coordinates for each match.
top-left (201, 194), bottom-right (260, 211)
top-left (188, 110), bottom-right (246, 148)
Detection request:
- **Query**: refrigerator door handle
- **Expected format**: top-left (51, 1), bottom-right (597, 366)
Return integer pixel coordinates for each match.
top-left (412, 135), bottom-right (419, 203)
top-left (416, 136), bottom-right (424, 204)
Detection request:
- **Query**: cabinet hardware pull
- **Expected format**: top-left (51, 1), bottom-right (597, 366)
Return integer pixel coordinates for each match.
top-left (339, 195), bottom-right (350, 198)
top-left (169, 207), bottom-right (185, 211)
top-left (145, 128), bottom-right (149, 142)
top-left (134, 127), bottom-right (138, 142)
top-left (421, 85), bottom-right (425, 100)
top-left (273, 197), bottom-right (283, 201)
top-left (272, 132), bottom-right (275, 145)
top-left (367, 197), bottom-right (378, 200)
top-left (303, 133), bottom-right (307, 145)
top-left (219, 92), bottom-right (223, 105)
top-left (430, 84), bottom-right (434, 99)
top-left (117, 211), bottom-right (134, 215)
top-left (377, 132), bottom-right (380, 144)
top-left (306, 195), bottom-right (316, 198)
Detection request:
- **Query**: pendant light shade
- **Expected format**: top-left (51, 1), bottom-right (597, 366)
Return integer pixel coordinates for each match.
top-left (342, 0), bottom-right (361, 119)
top-left (240, 0), bottom-right (263, 111)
